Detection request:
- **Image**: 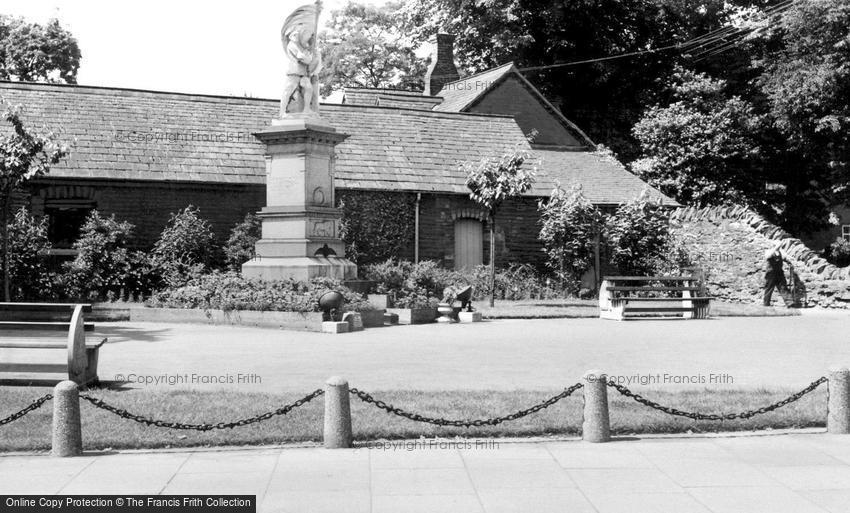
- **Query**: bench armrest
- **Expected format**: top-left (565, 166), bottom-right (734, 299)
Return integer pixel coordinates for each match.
top-left (87, 337), bottom-right (108, 349)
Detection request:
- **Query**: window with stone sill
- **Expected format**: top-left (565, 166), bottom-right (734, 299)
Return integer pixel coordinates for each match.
top-left (842, 225), bottom-right (850, 242)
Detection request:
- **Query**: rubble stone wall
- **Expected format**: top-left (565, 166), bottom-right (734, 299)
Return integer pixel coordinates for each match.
top-left (670, 205), bottom-right (850, 308)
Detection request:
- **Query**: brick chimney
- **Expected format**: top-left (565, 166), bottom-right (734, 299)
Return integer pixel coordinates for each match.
top-left (424, 33), bottom-right (460, 96)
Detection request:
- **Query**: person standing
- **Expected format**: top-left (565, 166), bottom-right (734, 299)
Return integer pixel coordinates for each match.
top-left (763, 242), bottom-right (790, 306)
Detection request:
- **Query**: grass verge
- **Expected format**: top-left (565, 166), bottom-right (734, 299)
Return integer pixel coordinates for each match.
top-left (0, 386), bottom-right (826, 452)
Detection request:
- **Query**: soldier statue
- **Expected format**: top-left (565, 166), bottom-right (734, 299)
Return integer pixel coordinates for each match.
top-left (280, 1), bottom-right (322, 118)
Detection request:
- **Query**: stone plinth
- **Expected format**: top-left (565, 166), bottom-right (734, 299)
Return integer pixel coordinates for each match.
top-left (322, 321), bottom-right (349, 334)
top-left (458, 311), bottom-right (482, 322)
top-left (242, 117), bottom-right (357, 282)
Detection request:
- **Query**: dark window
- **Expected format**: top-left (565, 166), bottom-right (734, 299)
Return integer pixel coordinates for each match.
top-left (45, 205), bottom-right (94, 249)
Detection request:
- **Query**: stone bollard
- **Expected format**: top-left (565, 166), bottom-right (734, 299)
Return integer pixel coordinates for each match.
top-left (582, 370), bottom-right (610, 443)
top-left (52, 381), bottom-right (83, 457)
top-left (323, 376), bottom-right (353, 449)
top-left (828, 368), bottom-right (850, 434)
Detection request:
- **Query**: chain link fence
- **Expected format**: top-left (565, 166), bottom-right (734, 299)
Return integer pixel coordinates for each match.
top-left (606, 377), bottom-right (827, 421)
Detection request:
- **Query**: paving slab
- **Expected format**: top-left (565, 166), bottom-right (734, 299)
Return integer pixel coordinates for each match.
top-left (0, 434), bottom-right (849, 512)
top-left (587, 492), bottom-right (714, 513)
top-left (687, 486), bottom-right (828, 513)
top-left (800, 490), bottom-right (850, 513)
top-left (371, 494), bottom-right (484, 513)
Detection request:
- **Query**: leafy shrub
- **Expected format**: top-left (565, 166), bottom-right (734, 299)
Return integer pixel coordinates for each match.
top-left (603, 190), bottom-right (674, 275)
top-left (468, 263), bottom-right (571, 300)
top-left (364, 259), bottom-right (575, 306)
top-left (362, 258), bottom-right (413, 294)
top-left (224, 213), bottom-right (261, 271)
top-left (62, 211), bottom-right (143, 300)
top-left (147, 271), bottom-right (373, 313)
top-left (2, 208), bottom-right (53, 300)
top-left (152, 206), bottom-right (219, 287)
top-left (363, 259), bottom-right (460, 308)
top-left (538, 184), bottom-right (604, 287)
top-left (827, 237), bottom-right (850, 267)
top-left (338, 191), bottom-right (416, 266)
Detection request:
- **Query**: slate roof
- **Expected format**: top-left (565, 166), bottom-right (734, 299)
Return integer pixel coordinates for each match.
top-left (435, 62), bottom-right (597, 148)
top-left (433, 62), bottom-right (515, 113)
top-left (342, 88), bottom-right (443, 110)
top-left (534, 150), bottom-right (671, 205)
top-left (0, 81), bottom-right (674, 205)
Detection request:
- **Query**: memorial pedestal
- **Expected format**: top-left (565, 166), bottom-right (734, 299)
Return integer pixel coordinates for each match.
top-left (242, 117), bottom-right (357, 281)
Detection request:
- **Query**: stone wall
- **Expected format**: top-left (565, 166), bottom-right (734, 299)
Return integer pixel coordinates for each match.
top-left (671, 205), bottom-right (850, 308)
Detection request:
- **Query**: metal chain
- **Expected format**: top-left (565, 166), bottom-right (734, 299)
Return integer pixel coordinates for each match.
top-left (0, 394), bottom-right (53, 426)
top-left (607, 376), bottom-right (827, 421)
top-left (349, 383), bottom-right (584, 428)
top-left (78, 389), bottom-right (324, 431)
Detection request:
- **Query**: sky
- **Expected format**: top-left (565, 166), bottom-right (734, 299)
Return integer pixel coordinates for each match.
top-left (2, 0), bottom-right (392, 99)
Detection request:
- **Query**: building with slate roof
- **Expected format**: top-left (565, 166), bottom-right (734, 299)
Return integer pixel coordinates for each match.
top-left (0, 33), bottom-right (673, 271)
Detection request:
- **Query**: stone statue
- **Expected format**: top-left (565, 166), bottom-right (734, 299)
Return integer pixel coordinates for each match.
top-left (280, 1), bottom-right (322, 118)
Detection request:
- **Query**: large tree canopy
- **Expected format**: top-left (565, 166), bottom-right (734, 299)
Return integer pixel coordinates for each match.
top-left (754, 0), bottom-right (850, 231)
top-left (631, 68), bottom-right (764, 207)
top-left (399, 0), bottom-right (750, 160)
top-left (317, 0), bottom-right (847, 235)
top-left (631, 0), bottom-right (850, 233)
top-left (0, 16), bottom-right (81, 84)
top-left (318, 1), bottom-right (424, 96)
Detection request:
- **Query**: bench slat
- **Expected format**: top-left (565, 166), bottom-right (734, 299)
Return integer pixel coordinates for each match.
top-left (0, 362), bottom-right (69, 373)
top-left (604, 276), bottom-right (696, 281)
top-left (0, 340), bottom-right (105, 349)
top-left (623, 307), bottom-right (702, 313)
top-left (0, 303), bottom-right (92, 312)
top-left (0, 321), bottom-right (95, 331)
top-left (607, 286), bottom-right (700, 292)
top-left (613, 297), bottom-right (713, 302)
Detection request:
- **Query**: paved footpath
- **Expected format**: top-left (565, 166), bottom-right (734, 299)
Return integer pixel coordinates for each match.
top-left (3, 433), bottom-right (850, 513)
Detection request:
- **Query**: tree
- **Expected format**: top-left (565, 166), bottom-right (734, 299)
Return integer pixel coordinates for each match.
top-left (630, 68), bottom-right (763, 207)
top-left (603, 190), bottom-right (673, 275)
top-left (752, 0), bottom-right (850, 233)
top-left (0, 100), bottom-right (69, 301)
top-left (463, 146), bottom-right (535, 306)
top-left (538, 184), bottom-right (603, 289)
top-left (0, 16), bottom-right (81, 84)
top-left (319, 2), bottom-right (425, 96)
top-left (400, 0), bottom-right (745, 160)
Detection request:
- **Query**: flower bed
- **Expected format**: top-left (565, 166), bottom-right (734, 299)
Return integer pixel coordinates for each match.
top-left (146, 272), bottom-right (374, 313)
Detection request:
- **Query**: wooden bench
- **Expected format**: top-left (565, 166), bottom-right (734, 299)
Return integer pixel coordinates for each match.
top-left (0, 303), bottom-right (107, 385)
top-left (599, 276), bottom-right (712, 321)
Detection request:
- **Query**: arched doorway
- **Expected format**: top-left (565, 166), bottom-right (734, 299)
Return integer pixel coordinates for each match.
top-left (454, 218), bottom-right (483, 271)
